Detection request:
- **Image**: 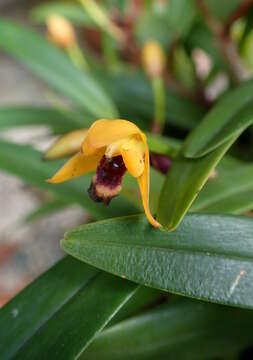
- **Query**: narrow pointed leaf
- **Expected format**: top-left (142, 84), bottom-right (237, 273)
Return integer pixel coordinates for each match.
top-left (157, 136), bottom-right (236, 230)
top-left (14, 273), bottom-right (137, 360)
top-left (0, 256), bottom-right (98, 359)
top-left (62, 213), bottom-right (253, 309)
top-left (0, 19), bottom-right (118, 119)
top-left (192, 164), bottom-right (253, 214)
top-left (183, 81), bottom-right (253, 158)
top-left (0, 106), bottom-right (89, 134)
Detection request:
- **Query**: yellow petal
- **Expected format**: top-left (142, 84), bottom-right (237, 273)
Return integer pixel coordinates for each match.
top-left (120, 138), bottom-right (145, 178)
top-left (47, 149), bottom-right (104, 184)
top-left (82, 119), bottom-right (140, 154)
top-left (137, 133), bottom-right (161, 228)
top-left (44, 129), bottom-right (87, 160)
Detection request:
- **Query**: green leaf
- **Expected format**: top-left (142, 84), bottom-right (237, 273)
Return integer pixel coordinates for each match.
top-left (0, 106), bottom-right (90, 134)
top-left (0, 19), bottom-right (118, 119)
top-left (62, 213), bottom-right (253, 309)
top-left (14, 273), bottom-right (137, 360)
top-left (192, 164), bottom-right (253, 214)
top-left (30, 2), bottom-right (93, 26)
top-left (99, 71), bottom-right (204, 130)
top-left (167, 0), bottom-right (197, 37)
top-left (0, 140), bottom-right (138, 219)
top-left (83, 299), bottom-right (253, 360)
top-left (157, 136), bottom-right (236, 230)
top-left (0, 256), bottom-right (137, 359)
top-left (183, 81), bottom-right (253, 158)
top-left (0, 256), bottom-right (98, 359)
top-left (135, 4), bottom-right (173, 50)
top-left (205, 0), bottom-right (241, 21)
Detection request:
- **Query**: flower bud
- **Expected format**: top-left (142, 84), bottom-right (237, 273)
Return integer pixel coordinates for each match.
top-left (47, 15), bottom-right (76, 49)
top-left (142, 40), bottom-right (166, 78)
top-left (44, 129), bottom-right (87, 160)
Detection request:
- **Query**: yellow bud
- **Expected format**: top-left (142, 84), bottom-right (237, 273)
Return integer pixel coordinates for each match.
top-left (142, 40), bottom-right (166, 78)
top-left (47, 15), bottom-right (76, 49)
top-left (44, 129), bottom-right (87, 160)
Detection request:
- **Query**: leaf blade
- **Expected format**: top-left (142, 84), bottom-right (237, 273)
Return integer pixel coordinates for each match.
top-left (62, 213), bottom-right (253, 309)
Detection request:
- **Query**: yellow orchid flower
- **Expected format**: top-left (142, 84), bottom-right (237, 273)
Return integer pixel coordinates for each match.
top-left (48, 119), bottom-right (161, 228)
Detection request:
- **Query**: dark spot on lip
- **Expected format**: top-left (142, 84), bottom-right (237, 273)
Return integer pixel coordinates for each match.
top-left (88, 155), bottom-right (127, 204)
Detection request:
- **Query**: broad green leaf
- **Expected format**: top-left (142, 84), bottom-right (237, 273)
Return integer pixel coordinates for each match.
top-left (0, 256), bottom-right (98, 359)
top-left (0, 19), bottom-right (118, 119)
top-left (30, 2), bottom-right (93, 26)
top-left (0, 106), bottom-right (90, 134)
top-left (157, 136), bottom-right (236, 230)
top-left (0, 140), bottom-right (138, 219)
top-left (192, 164), bottom-right (253, 214)
top-left (83, 300), bottom-right (253, 360)
top-left (183, 81), bottom-right (253, 158)
top-left (14, 273), bottom-right (137, 360)
top-left (62, 213), bottom-right (253, 308)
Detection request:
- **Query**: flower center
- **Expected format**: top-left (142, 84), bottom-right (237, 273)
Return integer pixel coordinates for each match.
top-left (88, 155), bottom-right (127, 205)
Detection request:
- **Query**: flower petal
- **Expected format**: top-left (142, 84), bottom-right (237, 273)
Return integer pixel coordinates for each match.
top-left (120, 138), bottom-right (145, 178)
top-left (44, 129), bottom-right (87, 160)
top-left (47, 149), bottom-right (104, 184)
top-left (137, 134), bottom-right (161, 228)
top-left (82, 119), bottom-right (140, 154)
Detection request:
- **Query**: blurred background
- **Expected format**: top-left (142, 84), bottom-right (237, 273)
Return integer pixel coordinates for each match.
top-left (1, 0), bottom-right (253, 307)
top-left (0, 0), bottom-right (85, 306)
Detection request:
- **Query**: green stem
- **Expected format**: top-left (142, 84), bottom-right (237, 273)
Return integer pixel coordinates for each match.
top-left (67, 43), bottom-right (88, 70)
top-left (151, 76), bottom-right (166, 134)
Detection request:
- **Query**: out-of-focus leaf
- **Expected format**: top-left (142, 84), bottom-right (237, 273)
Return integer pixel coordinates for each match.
top-left (24, 198), bottom-right (71, 223)
top-left (205, 0), bottom-right (241, 21)
top-left (0, 140), bottom-right (138, 219)
top-left (0, 19), bottom-right (118, 119)
top-left (14, 273), bottom-right (137, 360)
top-left (183, 81), bottom-right (253, 158)
top-left (62, 213), bottom-right (253, 308)
top-left (0, 256), bottom-right (98, 359)
top-left (172, 46), bottom-right (196, 91)
top-left (186, 22), bottom-right (225, 69)
top-left (192, 164), bottom-right (253, 214)
top-left (0, 106), bottom-right (90, 134)
top-left (99, 71), bottom-right (204, 130)
top-left (30, 2), bottom-right (93, 26)
top-left (167, 0), bottom-right (197, 37)
top-left (157, 136), bottom-right (236, 230)
top-left (83, 300), bottom-right (253, 360)
top-left (135, 3), bottom-right (173, 50)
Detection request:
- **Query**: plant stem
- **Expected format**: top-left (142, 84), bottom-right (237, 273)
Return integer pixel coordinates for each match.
top-left (67, 44), bottom-right (88, 70)
top-left (151, 76), bottom-right (165, 134)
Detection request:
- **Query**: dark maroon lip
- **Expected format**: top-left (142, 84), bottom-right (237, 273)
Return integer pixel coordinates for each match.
top-left (88, 155), bottom-right (127, 205)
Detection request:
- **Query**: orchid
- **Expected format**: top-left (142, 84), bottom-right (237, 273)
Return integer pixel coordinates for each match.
top-left (48, 119), bottom-right (161, 228)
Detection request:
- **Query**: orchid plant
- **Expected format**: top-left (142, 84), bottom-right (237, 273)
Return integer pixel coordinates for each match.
top-left (0, 1), bottom-right (253, 359)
